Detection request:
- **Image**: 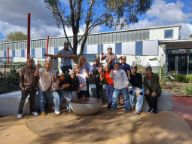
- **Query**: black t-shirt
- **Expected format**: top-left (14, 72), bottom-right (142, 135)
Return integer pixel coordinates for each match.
top-left (69, 76), bottom-right (79, 91)
top-left (129, 73), bottom-right (142, 88)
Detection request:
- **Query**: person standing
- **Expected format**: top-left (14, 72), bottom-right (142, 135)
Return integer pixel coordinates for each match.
top-left (110, 63), bottom-right (130, 112)
top-left (119, 56), bottom-right (130, 74)
top-left (101, 47), bottom-right (116, 69)
top-left (17, 57), bottom-right (39, 119)
top-left (103, 64), bottom-right (114, 109)
top-left (128, 65), bottom-right (144, 114)
top-left (144, 66), bottom-right (162, 113)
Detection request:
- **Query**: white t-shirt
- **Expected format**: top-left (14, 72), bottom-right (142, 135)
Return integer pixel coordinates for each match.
top-left (77, 74), bottom-right (87, 91)
top-left (38, 68), bottom-right (53, 92)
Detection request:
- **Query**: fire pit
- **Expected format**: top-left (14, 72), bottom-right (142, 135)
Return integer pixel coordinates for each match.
top-left (70, 97), bottom-right (102, 115)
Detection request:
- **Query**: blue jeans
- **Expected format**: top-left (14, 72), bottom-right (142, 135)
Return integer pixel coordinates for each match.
top-left (105, 85), bottom-right (114, 105)
top-left (38, 89), bottom-right (61, 112)
top-left (129, 87), bottom-right (144, 113)
top-left (52, 91), bottom-right (62, 112)
top-left (111, 88), bottom-right (130, 111)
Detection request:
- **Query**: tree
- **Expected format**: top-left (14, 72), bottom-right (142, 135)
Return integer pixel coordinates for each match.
top-left (45, 0), bottom-right (152, 58)
top-left (7, 31), bottom-right (27, 41)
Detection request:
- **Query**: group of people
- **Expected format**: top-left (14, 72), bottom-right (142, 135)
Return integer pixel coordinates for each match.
top-left (17, 42), bottom-right (162, 119)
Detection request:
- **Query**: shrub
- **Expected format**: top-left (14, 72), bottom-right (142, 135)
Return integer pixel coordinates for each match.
top-left (185, 85), bottom-right (192, 96)
top-left (0, 68), bottom-right (20, 94)
top-left (186, 75), bottom-right (192, 83)
top-left (174, 74), bottom-right (188, 83)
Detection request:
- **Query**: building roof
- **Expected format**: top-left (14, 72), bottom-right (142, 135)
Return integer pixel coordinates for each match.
top-left (160, 39), bottom-right (192, 49)
top-left (0, 25), bottom-right (181, 44)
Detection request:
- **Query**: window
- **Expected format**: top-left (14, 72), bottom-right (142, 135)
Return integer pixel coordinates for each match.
top-left (135, 41), bottom-right (143, 56)
top-left (164, 29), bottom-right (173, 39)
top-left (115, 43), bottom-right (122, 55)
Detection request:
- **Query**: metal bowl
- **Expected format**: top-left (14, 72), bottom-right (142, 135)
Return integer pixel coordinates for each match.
top-left (70, 97), bottom-right (102, 115)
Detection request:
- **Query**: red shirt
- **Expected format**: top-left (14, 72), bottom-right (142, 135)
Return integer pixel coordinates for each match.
top-left (104, 71), bottom-right (113, 85)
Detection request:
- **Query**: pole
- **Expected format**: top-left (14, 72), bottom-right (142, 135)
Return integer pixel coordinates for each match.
top-left (27, 13), bottom-right (31, 58)
top-left (46, 36), bottom-right (49, 57)
top-left (6, 47), bottom-right (10, 64)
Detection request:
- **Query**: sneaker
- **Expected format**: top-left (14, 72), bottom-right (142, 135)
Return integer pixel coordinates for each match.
top-left (17, 114), bottom-right (22, 119)
top-left (55, 111), bottom-right (60, 115)
top-left (40, 112), bottom-right (46, 116)
top-left (31, 112), bottom-right (39, 116)
top-left (148, 107), bottom-right (153, 113)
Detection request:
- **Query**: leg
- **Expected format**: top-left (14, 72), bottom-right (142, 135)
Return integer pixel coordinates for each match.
top-left (129, 88), bottom-right (136, 109)
top-left (145, 94), bottom-right (153, 112)
top-left (106, 85), bottom-right (111, 107)
top-left (109, 86), bottom-right (114, 106)
top-left (52, 91), bottom-right (61, 112)
top-left (135, 88), bottom-right (144, 113)
top-left (29, 89), bottom-right (37, 113)
top-left (121, 88), bottom-right (130, 112)
top-left (18, 90), bottom-right (29, 114)
top-left (39, 90), bottom-right (46, 113)
top-left (111, 89), bottom-right (120, 110)
top-left (151, 96), bottom-right (158, 113)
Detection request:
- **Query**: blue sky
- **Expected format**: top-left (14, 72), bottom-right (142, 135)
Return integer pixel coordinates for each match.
top-left (0, 0), bottom-right (192, 41)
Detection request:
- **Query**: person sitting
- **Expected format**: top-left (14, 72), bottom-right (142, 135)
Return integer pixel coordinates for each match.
top-left (128, 65), bottom-right (144, 114)
top-left (74, 65), bottom-right (89, 98)
top-left (69, 69), bottom-right (79, 101)
top-left (144, 66), bottom-right (162, 113)
top-left (92, 56), bottom-right (104, 99)
top-left (110, 63), bottom-right (130, 112)
top-left (17, 56), bottom-right (39, 119)
top-left (58, 71), bottom-right (71, 111)
top-left (36, 57), bottom-right (61, 115)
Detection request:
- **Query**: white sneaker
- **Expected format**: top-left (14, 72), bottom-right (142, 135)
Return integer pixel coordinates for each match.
top-left (55, 111), bottom-right (60, 115)
top-left (31, 112), bottom-right (39, 116)
top-left (17, 114), bottom-right (22, 119)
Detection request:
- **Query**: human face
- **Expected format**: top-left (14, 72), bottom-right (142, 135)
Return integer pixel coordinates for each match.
top-left (44, 61), bottom-right (52, 71)
top-left (131, 67), bottom-right (136, 74)
top-left (145, 68), bottom-right (152, 76)
top-left (27, 59), bottom-right (34, 67)
top-left (104, 65), bottom-right (109, 72)
top-left (64, 43), bottom-right (68, 50)
top-left (79, 56), bottom-right (86, 64)
top-left (114, 64), bottom-right (119, 70)
top-left (107, 48), bottom-right (112, 54)
top-left (59, 75), bottom-right (65, 81)
top-left (121, 58), bottom-right (126, 64)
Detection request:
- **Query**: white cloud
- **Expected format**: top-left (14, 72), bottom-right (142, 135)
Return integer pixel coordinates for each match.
top-left (128, 0), bottom-right (192, 39)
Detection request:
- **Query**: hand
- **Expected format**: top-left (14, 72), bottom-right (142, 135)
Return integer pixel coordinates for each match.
top-left (80, 84), bottom-right (85, 88)
top-left (151, 92), bottom-right (157, 97)
top-left (145, 89), bottom-right (150, 95)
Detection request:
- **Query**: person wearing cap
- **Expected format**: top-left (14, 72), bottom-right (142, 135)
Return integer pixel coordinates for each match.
top-left (128, 65), bottom-right (143, 114)
top-left (110, 62), bottom-right (130, 112)
top-left (101, 47), bottom-right (116, 69)
top-left (17, 57), bottom-right (39, 119)
top-left (143, 66), bottom-right (162, 113)
top-left (36, 57), bottom-right (61, 115)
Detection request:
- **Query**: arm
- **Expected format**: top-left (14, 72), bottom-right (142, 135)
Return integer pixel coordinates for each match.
top-left (101, 53), bottom-right (107, 61)
top-left (44, 53), bottom-right (59, 59)
top-left (122, 70), bottom-right (129, 87)
top-left (19, 68), bottom-right (25, 90)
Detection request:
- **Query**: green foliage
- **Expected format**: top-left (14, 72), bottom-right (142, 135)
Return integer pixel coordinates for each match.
top-left (174, 74), bottom-right (188, 83)
top-left (44, 0), bottom-right (152, 56)
top-left (0, 68), bottom-right (20, 94)
top-left (185, 85), bottom-right (192, 95)
top-left (7, 31), bottom-right (27, 41)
